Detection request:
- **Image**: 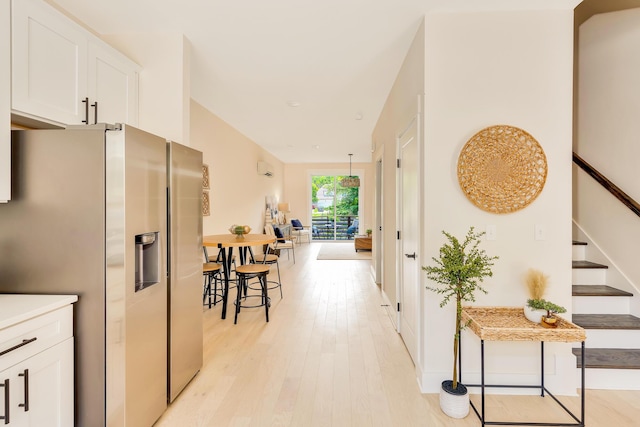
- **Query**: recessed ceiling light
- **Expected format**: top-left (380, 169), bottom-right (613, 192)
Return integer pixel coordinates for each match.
top-left (287, 101), bottom-right (301, 107)
top-left (312, 145), bottom-right (320, 149)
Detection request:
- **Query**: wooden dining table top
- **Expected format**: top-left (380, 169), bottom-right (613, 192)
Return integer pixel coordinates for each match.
top-left (203, 233), bottom-right (275, 248)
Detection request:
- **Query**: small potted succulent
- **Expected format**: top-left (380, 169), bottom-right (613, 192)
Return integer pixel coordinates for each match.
top-left (422, 227), bottom-right (498, 419)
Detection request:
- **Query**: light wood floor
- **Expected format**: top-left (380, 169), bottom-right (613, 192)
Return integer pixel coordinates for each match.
top-left (155, 243), bottom-right (640, 426)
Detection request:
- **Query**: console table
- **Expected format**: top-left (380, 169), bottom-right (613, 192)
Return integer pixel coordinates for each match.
top-left (460, 307), bottom-right (586, 427)
top-left (354, 235), bottom-right (372, 252)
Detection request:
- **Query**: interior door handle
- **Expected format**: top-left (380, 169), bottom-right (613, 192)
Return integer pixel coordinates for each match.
top-left (405, 252), bottom-right (416, 259)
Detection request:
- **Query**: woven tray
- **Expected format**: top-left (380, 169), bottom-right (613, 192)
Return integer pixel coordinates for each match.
top-left (457, 125), bottom-right (547, 214)
top-left (462, 307), bottom-right (586, 342)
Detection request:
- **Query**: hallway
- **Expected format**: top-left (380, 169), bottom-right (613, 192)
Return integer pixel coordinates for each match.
top-left (155, 243), bottom-right (640, 426)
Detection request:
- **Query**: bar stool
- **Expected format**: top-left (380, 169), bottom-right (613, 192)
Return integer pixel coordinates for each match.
top-left (203, 262), bottom-right (222, 309)
top-left (251, 253), bottom-right (283, 298)
top-left (203, 246), bottom-right (237, 277)
top-left (234, 264), bottom-right (271, 324)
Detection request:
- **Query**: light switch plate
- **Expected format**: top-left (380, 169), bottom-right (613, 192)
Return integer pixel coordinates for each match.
top-left (486, 225), bottom-right (496, 241)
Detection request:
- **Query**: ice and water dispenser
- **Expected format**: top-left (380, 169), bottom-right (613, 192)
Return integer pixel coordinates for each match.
top-left (135, 232), bottom-right (160, 292)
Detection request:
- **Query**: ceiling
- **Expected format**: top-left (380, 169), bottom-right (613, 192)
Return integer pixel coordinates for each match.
top-left (49, 0), bottom-right (580, 163)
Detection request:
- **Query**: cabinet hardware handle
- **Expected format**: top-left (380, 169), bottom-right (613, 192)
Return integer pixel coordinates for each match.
top-left (404, 252), bottom-right (416, 259)
top-left (0, 337), bottom-right (38, 357)
top-left (18, 369), bottom-right (29, 412)
top-left (91, 101), bottom-right (98, 124)
top-left (82, 97), bottom-right (89, 124)
top-left (0, 378), bottom-right (8, 424)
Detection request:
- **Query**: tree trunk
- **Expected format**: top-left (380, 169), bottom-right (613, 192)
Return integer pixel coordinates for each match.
top-left (452, 299), bottom-right (461, 390)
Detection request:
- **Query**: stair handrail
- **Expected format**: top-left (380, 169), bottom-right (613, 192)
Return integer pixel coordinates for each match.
top-left (573, 152), bottom-right (640, 217)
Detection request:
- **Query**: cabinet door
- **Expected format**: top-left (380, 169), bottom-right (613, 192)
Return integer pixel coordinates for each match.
top-left (11, 0), bottom-right (88, 125)
top-left (0, 338), bottom-right (74, 427)
top-left (88, 41), bottom-right (139, 126)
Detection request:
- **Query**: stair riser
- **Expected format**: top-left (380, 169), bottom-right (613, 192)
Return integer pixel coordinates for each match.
top-left (572, 245), bottom-right (586, 261)
top-left (577, 329), bottom-right (640, 348)
top-left (573, 296), bottom-right (631, 315)
top-left (572, 268), bottom-right (607, 285)
top-left (576, 368), bottom-right (640, 390)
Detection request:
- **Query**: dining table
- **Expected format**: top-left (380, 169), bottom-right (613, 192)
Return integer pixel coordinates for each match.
top-left (203, 233), bottom-right (276, 319)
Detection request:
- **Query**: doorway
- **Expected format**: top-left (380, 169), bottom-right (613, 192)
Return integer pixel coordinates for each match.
top-left (311, 175), bottom-right (360, 241)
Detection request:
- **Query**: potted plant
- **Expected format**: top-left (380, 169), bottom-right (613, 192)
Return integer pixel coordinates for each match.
top-left (422, 227), bottom-right (498, 418)
top-left (526, 298), bottom-right (567, 328)
top-left (523, 269), bottom-right (548, 323)
top-left (365, 228), bottom-right (372, 237)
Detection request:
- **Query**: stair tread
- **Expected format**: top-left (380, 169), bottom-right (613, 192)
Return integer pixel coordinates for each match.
top-left (573, 314), bottom-right (640, 329)
top-left (572, 348), bottom-right (640, 369)
top-left (572, 240), bottom-right (587, 246)
top-left (572, 260), bottom-right (608, 269)
top-left (572, 285), bottom-right (633, 297)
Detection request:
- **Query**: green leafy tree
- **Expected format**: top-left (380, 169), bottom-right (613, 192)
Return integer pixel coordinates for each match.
top-left (311, 175), bottom-right (334, 205)
top-left (422, 227), bottom-right (498, 390)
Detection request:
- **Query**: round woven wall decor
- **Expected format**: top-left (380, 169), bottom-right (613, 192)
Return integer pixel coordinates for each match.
top-left (457, 125), bottom-right (547, 214)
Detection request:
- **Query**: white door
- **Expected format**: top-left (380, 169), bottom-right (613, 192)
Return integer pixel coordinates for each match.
top-left (398, 118), bottom-right (419, 364)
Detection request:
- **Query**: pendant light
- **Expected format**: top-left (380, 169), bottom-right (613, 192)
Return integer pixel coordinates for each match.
top-left (340, 154), bottom-right (360, 188)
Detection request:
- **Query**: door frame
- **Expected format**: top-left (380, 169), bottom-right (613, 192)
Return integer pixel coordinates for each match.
top-left (374, 154), bottom-right (383, 286)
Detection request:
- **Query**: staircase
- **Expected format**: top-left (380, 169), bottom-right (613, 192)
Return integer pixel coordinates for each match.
top-left (571, 240), bottom-right (640, 389)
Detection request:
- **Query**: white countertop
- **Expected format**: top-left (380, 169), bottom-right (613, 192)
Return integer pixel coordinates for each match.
top-left (0, 294), bottom-right (78, 330)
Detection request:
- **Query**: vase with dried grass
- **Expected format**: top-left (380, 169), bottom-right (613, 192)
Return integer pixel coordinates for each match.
top-left (523, 269), bottom-right (549, 323)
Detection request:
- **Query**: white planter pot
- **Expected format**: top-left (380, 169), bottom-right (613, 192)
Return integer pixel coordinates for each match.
top-left (439, 380), bottom-right (469, 419)
top-left (523, 305), bottom-right (545, 323)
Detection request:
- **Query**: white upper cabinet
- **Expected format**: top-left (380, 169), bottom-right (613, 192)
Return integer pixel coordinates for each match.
top-left (11, 0), bottom-right (88, 124)
top-left (88, 40), bottom-right (139, 126)
top-left (11, 0), bottom-right (138, 127)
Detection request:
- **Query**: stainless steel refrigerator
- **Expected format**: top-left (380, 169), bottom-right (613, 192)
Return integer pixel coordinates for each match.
top-left (166, 141), bottom-right (203, 403)
top-left (0, 124), bottom-right (197, 426)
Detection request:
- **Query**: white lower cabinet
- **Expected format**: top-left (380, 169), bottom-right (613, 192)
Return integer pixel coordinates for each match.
top-left (0, 339), bottom-right (73, 426)
top-left (0, 298), bottom-right (76, 427)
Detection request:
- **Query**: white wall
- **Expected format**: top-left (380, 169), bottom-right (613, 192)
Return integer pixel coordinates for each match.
top-left (190, 100), bottom-right (284, 236)
top-left (372, 21), bottom-right (425, 317)
top-left (420, 9), bottom-right (576, 394)
top-left (104, 33), bottom-right (190, 145)
top-left (575, 9), bottom-right (640, 306)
